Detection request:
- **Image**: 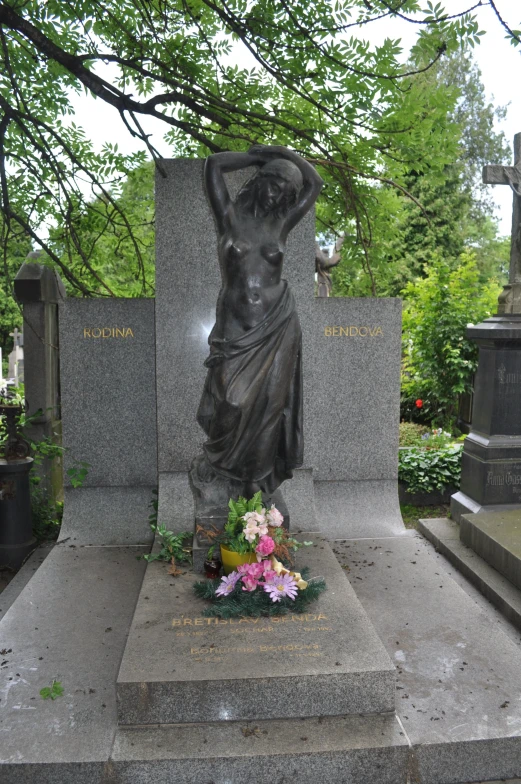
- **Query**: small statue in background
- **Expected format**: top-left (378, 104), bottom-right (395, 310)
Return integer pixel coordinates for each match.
top-left (315, 235), bottom-right (344, 297)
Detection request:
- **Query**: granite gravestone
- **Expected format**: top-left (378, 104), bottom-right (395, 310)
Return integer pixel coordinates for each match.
top-left (116, 536), bottom-right (395, 725)
top-left (452, 133), bottom-right (521, 521)
top-left (54, 158), bottom-right (403, 547)
top-left (58, 299), bottom-right (157, 544)
top-left (155, 160), bottom-right (404, 540)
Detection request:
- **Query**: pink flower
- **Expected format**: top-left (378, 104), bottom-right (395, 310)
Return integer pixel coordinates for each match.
top-left (267, 505), bottom-right (284, 527)
top-left (241, 575), bottom-right (258, 592)
top-left (256, 535), bottom-right (275, 557)
top-left (249, 562), bottom-right (266, 579)
top-left (262, 569), bottom-right (278, 582)
top-left (237, 562), bottom-right (264, 579)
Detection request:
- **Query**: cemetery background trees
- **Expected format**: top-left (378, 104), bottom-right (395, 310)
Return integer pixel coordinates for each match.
top-left (0, 1), bottom-right (516, 430)
top-left (47, 163), bottom-right (155, 298)
top-left (0, 0), bottom-right (516, 297)
top-left (331, 49), bottom-right (511, 297)
top-left (0, 218), bottom-right (29, 367)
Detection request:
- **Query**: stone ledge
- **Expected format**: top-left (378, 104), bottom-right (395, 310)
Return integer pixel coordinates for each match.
top-left (333, 535), bottom-right (521, 784)
top-left (0, 544), bottom-right (147, 777)
top-left (419, 516), bottom-right (521, 630)
top-left (0, 543), bottom-right (53, 622)
top-left (110, 713), bottom-right (408, 784)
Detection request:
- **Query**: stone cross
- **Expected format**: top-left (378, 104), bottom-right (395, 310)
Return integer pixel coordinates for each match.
top-left (9, 327), bottom-right (22, 347)
top-left (483, 133), bottom-right (521, 313)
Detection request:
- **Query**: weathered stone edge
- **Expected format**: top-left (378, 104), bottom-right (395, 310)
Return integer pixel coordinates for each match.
top-left (418, 517), bottom-right (521, 630)
top-left (116, 670), bottom-right (396, 725)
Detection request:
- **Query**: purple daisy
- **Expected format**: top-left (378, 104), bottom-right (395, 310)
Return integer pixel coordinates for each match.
top-left (215, 571), bottom-right (241, 597)
top-left (263, 573), bottom-right (298, 603)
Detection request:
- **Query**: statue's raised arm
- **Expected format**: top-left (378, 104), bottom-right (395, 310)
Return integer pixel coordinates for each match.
top-left (204, 151), bottom-right (253, 234)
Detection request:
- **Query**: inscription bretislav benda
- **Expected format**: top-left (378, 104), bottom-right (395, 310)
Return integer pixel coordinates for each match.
top-left (172, 613), bottom-right (328, 627)
top-left (83, 327), bottom-right (134, 338)
top-left (324, 326), bottom-right (383, 337)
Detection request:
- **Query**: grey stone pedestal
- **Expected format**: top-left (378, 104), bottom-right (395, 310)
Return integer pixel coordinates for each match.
top-left (451, 315), bottom-right (521, 520)
top-left (116, 536), bottom-right (396, 725)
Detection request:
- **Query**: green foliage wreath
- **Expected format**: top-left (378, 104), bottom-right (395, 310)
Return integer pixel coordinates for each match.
top-left (193, 568), bottom-right (326, 619)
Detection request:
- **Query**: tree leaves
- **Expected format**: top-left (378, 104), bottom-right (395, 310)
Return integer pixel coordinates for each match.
top-left (0, 1), bottom-right (512, 299)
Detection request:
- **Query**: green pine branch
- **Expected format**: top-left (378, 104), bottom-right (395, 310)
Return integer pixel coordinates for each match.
top-left (193, 568), bottom-right (326, 618)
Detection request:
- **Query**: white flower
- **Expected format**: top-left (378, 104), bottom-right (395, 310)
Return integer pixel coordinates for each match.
top-left (266, 505), bottom-right (284, 527)
top-left (243, 511), bottom-right (266, 526)
top-left (244, 523), bottom-right (260, 543)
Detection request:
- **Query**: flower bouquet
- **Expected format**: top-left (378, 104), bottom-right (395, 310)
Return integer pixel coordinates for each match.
top-left (209, 491), bottom-right (308, 572)
top-left (194, 492), bottom-right (326, 618)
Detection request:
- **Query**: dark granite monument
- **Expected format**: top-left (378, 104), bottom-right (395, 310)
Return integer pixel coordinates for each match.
top-left (451, 133), bottom-right (521, 520)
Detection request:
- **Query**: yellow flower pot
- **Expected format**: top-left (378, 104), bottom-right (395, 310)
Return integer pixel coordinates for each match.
top-left (220, 545), bottom-right (257, 575)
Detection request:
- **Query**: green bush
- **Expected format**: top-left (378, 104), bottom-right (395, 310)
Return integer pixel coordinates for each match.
top-left (399, 422), bottom-right (430, 446)
top-left (398, 445), bottom-right (463, 494)
top-left (401, 253), bottom-right (499, 428)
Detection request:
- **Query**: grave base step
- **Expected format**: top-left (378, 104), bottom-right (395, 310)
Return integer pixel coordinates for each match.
top-left (110, 713), bottom-right (408, 784)
top-left (460, 509), bottom-right (521, 590)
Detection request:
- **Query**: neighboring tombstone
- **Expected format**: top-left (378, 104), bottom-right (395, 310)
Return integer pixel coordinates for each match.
top-left (7, 327), bottom-right (23, 384)
top-left (155, 160), bottom-right (404, 540)
top-left (14, 261), bottom-right (65, 499)
top-left (452, 133), bottom-right (521, 520)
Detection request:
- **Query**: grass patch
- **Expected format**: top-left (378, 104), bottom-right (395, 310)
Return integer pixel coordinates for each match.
top-left (401, 503), bottom-right (450, 530)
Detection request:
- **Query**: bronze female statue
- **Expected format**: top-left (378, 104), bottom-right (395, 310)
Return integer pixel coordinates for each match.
top-left (190, 145), bottom-right (323, 518)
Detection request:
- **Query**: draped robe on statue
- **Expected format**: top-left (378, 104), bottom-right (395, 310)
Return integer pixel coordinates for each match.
top-left (196, 281), bottom-right (303, 494)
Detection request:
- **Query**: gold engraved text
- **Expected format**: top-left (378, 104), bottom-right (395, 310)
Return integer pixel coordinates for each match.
top-left (83, 327), bottom-right (135, 338)
top-left (173, 613), bottom-right (328, 627)
top-left (324, 326), bottom-right (383, 337)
